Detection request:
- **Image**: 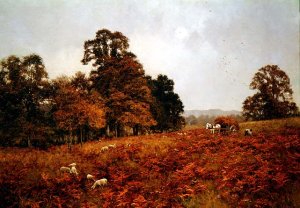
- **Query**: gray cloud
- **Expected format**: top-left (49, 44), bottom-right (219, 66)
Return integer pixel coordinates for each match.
top-left (0, 0), bottom-right (299, 111)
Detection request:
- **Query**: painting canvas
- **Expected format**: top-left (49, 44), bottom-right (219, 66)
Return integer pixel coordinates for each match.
top-left (0, 1), bottom-right (299, 207)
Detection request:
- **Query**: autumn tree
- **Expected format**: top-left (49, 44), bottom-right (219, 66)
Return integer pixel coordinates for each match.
top-left (0, 54), bottom-right (50, 146)
top-left (71, 71), bottom-right (91, 92)
top-left (71, 72), bottom-right (107, 141)
top-left (82, 29), bottom-right (156, 136)
top-left (53, 76), bottom-right (106, 147)
top-left (243, 65), bottom-right (298, 120)
top-left (147, 74), bottom-right (185, 132)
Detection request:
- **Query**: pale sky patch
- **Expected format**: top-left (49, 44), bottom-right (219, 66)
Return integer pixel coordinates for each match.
top-left (0, 0), bottom-right (299, 111)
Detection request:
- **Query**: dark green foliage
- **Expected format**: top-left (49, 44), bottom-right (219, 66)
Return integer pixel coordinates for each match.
top-left (0, 54), bottom-right (51, 146)
top-left (147, 74), bottom-right (185, 132)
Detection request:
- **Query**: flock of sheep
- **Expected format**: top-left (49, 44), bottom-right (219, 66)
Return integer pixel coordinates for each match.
top-left (59, 126), bottom-right (253, 191)
top-left (59, 144), bottom-right (116, 189)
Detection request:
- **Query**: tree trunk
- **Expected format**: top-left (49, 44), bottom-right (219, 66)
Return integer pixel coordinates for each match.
top-left (115, 124), bottom-right (118, 137)
top-left (27, 136), bottom-right (31, 147)
top-left (27, 130), bottom-right (34, 147)
top-left (133, 125), bottom-right (139, 136)
top-left (80, 127), bottom-right (83, 147)
top-left (106, 125), bottom-right (110, 137)
top-left (68, 130), bottom-right (72, 150)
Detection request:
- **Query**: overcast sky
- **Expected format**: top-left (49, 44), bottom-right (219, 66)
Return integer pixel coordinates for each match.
top-left (0, 0), bottom-right (299, 111)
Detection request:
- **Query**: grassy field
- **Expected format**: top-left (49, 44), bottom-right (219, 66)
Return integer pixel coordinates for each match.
top-left (0, 117), bottom-right (299, 207)
top-left (239, 117), bottom-right (300, 134)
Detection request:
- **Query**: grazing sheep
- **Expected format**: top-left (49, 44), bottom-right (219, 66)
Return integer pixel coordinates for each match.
top-left (91, 178), bottom-right (108, 189)
top-left (60, 166), bottom-right (71, 173)
top-left (108, 144), bottom-right (116, 148)
top-left (244, 129), bottom-right (253, 136)
top-left (177, 132), bottom-right (187, 136)
top-left (69, 163), bottom-right (77, 167)
top-left (101, 146), bottom-right (109, 152)
top-left (70, 166), bottom-right (79, 175)
top-left (87, 174), bottom-right (95, 181)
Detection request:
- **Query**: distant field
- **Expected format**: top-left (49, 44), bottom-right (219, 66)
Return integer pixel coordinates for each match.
top-left (0, 118), bottom-right (299, 207)
top-left (185, 117), bottom-right (300, 133)
top-left (239, 117), bottom-right (300, 134)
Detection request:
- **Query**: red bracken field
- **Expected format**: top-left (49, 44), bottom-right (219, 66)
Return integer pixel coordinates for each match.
top-left (0, 118), bottom-right (299, 208)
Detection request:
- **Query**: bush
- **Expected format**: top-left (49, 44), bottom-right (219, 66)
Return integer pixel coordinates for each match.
top-left (214, 116), bottom-right (239, 130)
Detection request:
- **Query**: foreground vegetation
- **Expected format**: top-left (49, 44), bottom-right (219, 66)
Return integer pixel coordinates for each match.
top-left (0, 118), bottom-right (299, 207)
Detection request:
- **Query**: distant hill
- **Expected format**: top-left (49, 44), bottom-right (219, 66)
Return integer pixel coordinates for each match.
top-left (184, 109), bottom-right (241, 117)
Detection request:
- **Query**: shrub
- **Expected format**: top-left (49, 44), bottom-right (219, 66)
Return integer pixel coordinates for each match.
top-left (214, 116), bottom-right (239, 130)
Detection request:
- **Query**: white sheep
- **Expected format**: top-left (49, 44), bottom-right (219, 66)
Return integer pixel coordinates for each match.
top-left (101, 146), bottom-right (109, 152)
top-left (244, 129), bottom-right (253, 136)
top-left (70, 166), bottom-right (78, 175)
top-left (87, 174), bottom-right (95, 181)
top-left (91, 178), bottom-right (108, 189)
top-left (108, 144), bottom-right (116, 148)
top-left (60, 166), bottom-right (71, 173)
top-left (69, 163), bottom-right (77, 167)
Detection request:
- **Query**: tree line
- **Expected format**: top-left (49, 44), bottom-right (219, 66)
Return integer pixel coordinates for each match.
top-left (1, 29), bottom-right (298, 148)
top-left (0, 29), bottom-right (184, 148)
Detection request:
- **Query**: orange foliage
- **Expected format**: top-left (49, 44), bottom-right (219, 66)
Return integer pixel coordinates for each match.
top-left (214, 116), bottom-right (240, 129)
top-left (54, 85), bottom-right (106, 131)
top-left (105, 56), bottom-right (157, 129)
top-left (0, 127), bottom-right (299, 207)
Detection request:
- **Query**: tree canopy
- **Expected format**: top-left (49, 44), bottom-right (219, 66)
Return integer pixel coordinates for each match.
top-left (0, 54), bottom-right (50, 146)
top-left (82, 29), bottom-right (156, 136)
top-left (53, 76), bottom-right (106, 147)
top-left (242, 65), bottom-right (298, 120)
top-left (82, 29), bottom-right (130, 67)
top-left (147, 74), bottom-right (185, 132)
